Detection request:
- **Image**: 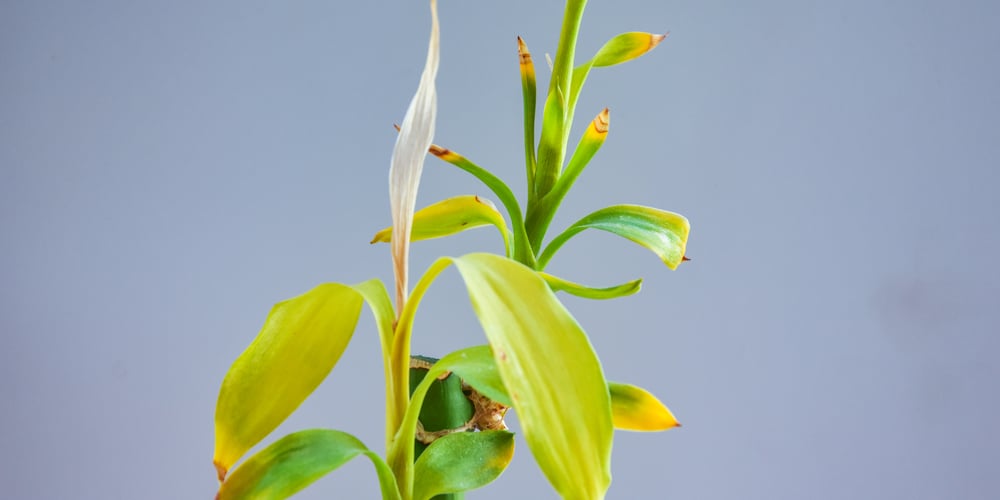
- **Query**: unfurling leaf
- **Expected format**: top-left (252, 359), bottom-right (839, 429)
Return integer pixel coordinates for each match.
top-left (412, 431), bottom-right (515, 500)
top-left (539, 205), bottom-right (690, 271)
top-left (609, 382), bottom-right (680, 431)
top-left (592, 32), bottom-right (667, 68)
top-left (371, 195), bottom-right (509, 252)
top-left (213, 284), bottom-right (363, 479)
top-left (217, 429), bottom-right (400, 500)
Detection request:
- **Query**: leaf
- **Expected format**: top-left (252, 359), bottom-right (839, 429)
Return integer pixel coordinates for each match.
top-left (527, 108), bottom-right (611, 241)
top-left (452, 253), bottom-right (613, 499)
top-left (412, 431), bottom-right (515, 500)
top-left (609, 382), bottom-right (680, 431)
top-left (592, 32), bottom-right (668, 68)
top-left (428, 146), bottom-right (535, 266)
top-left (389, 345), bottom-right (511, 495)
top-left (214, 284), bottom-right (364, 479)
top-left (539, 204), bottom-right (690, 271)
top-left (539, 271), bottom-right (642, 300)
top-left (371, 195), bottom-right (509, 253)
top-left (388, 0), bottom-right (440, 310)
top-left (217, 429), bottom-right (400, 500)
top-left (517, 36), bottom-right (538, 198)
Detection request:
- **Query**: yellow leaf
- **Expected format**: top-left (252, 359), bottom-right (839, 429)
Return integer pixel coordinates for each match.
top-left (213, 284), bottom-right (363, 478)
top-left (610, 382), bottom-right (680, 431)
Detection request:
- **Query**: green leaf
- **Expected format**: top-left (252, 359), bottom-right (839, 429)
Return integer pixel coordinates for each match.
top-left (371, 195), bottom-right (510, 255)
top-left (452, 253), bottom-right (613, 499)
top-left (518, 36), bottom-right (538, 201)
top-left (389, 345), bottom-right (510, 496)
top-left (388, 254), bottom-right (615, 498)
top-left (591, 32), bottom-right (668, 68)
top-left (412, 431), bottom-right (515, 500)
top-left (525, 108), bottom-right (611, 247)
top-left (429, 146), bottom-right (535, 267)
top-left (538, 205), bottom-right (690, 271)
top-left (539, 271), bottom-right (642, 300)
top-left (217, 429), bottom-right (400, 500)
top-left (609, 382), bottom-right (680, 432)
top-left (214, 284), bottom-right (364, 479)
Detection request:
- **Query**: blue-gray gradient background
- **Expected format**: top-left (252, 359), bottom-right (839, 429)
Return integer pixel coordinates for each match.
top-left (3, 1), bottom-right (998, 498)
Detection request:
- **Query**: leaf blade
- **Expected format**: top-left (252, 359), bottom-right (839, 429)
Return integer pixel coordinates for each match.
top-left (539, 271), bottom-right (642, 300)
top-left (591, 32), bottom-right (668, 68)
top-left (412, 431), bottom-right (515, 500)
top-left (213, 284), bottom-right (363, 477)
top-left (539, 204), bottom-right (690, 270)
top-left (609, 382), bottom-right (680, 432)
top-left (452, 253), bottom-right (613, 499)
top-left (371, 195), bottom-right (509, 253)
top-left (217, 429), bottom-right (400, 500)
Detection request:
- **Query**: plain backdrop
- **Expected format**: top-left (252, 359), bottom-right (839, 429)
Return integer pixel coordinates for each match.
top-left (2, 1), bottom-right (998, 498)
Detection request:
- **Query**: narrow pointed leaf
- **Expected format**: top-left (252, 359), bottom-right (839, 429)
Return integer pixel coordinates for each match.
top-left (592, 32), bottom-right (668, 68)
top-left (389, 0), bottom-right (440, 311)
top-left (539, 271), bottom-right (642, 300)
top-left (371, 195), bottom-right (509, 253)
top-left (412, 431), bottom-right (515, 500)
top-left (217, 429), bottom-right (400, 500)
top-left (528, 108), bottom-right (611, 240)
top-left (452, 253), bottom-right (613, 499)
top-left (518, 36), bottom-right (537, 198)
top-left (214, 284), bottom-right (364, 479)
top-left (539, 205), bottom-right (690, 270)
top-left (609, 382), bottom-right (680, 431)
top-left (429, 146), bottom-right (534, 266)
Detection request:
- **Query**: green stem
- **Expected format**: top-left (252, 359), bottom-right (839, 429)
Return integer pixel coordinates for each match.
top-left (527, 0), bottom-right (588, 252)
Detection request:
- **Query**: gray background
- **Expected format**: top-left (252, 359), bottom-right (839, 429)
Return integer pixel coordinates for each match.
top-left (3, 0), bottom-right (998, 498)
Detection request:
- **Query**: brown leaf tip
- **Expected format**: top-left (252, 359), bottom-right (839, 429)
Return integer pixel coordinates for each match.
top-left (651, 32), bottom-right (669, 49)
top-left (517, 36), bottom-right (532, 64)
top-left (593, 108), bottom-right (610, 134)
top-left (214, 461), bottom-right (227, 483)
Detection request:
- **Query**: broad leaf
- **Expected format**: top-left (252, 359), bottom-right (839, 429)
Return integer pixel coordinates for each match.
top-left (609, 382), bottom-right (680, 431)
top-left (217, 429), bottom-right (400, 500)
top-left (371, 195), bottom-right (509, 252)
top-left (452, 253), bottom-right (613, 499)
top-left (539, 205), bottom-right (689, 270)
top-left (539, 271), bottom-right (642, 300)
top-left (214, 284), bottom-right (363, 479)
top-left (412, 431), bottom-right (515, 500)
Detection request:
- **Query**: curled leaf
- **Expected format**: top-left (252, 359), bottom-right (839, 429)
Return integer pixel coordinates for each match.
top-left (540, 271), bottom-right (642, 300)
top-left (389, 0), bottom-right (440, 311)
top-left (371, 195), bottom-right (510, 252)
top-left (609, 382), bottom-right (680, 431)
top-left (539, 204), bottom-right (690, 271)
top-left (592, 32), bottom-right (668, 67)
